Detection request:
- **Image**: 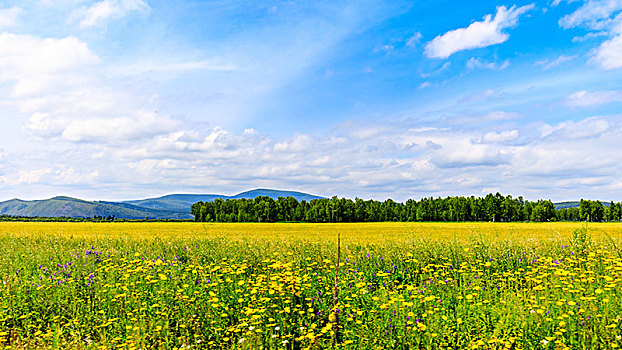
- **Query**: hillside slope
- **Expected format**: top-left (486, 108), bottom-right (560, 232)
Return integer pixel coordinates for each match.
top-left (0, 196), bottom-right (192, 219)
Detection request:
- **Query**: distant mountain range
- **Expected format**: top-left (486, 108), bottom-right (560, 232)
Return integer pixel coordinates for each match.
top-left (0, 190), bottom-right (600, 220)
top-left (0, 189), bottom-right (324, 220)
top-left (122, 189), bottom-right (323, 211)
top-left (553, 201), bottom-right (611, 210)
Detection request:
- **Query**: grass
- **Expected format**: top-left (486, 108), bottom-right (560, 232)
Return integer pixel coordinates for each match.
top-left (1, 222), bottom-right (622, 349)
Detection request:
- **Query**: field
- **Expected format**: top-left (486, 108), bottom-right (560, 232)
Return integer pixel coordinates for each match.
top-left (2, 222), bottom-right (622, 349)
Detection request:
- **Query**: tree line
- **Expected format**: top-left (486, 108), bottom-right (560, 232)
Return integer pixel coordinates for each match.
top-left (190, 194), bottom-right (620, 223)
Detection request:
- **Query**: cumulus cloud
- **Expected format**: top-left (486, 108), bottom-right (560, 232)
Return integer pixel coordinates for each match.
top-left (23, 112), bottom-right (179, 143)
top-left (429, 139), bottom-right (511, 168)
top-left (273, 134), bottom-right (313, 152)
top-left (566, 89), bottom-right (622, 107)
top-left (425, 4), bottom-right (534, 59)
top-left (5, 114), bottom-right (622, 201)
top-left (593, 34), bottom-right (622, 69)
top-left (16, 169), bottom-right (53, 185)
top-left (76, 0), bottom-right (150, 28)
top-left (0, 33), bottom-right (99, 97)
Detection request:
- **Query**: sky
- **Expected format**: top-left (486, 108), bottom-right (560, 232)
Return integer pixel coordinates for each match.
top-left (0, 0), bottom-right (622, 202)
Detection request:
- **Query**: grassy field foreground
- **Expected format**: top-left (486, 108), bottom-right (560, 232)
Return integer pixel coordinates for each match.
top-left (1, 222), bottom-right (622, 349)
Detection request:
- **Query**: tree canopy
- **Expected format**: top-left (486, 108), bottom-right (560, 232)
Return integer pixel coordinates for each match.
top-left (190, 194), bottom-right (616, 223)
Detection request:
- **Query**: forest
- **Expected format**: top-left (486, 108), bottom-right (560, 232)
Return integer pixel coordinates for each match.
top-left (190, 194), bottom-right (618, 223)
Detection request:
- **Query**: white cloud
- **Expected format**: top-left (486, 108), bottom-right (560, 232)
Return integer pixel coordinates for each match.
top-left (558, 1), bottom-right (622, 70)
top-left (58, 168), bottom-right (99, 185)
top-left (76, 0), bottom-right (150, 28)
top-left (0, 33), bottom-right (99, 97)
top-left (111, 59), bottom-right (238, 76)
top-left (406, 32), bottom-right (422, 47)
top-left (23, 112), bottom-right (179, 143)
top-left (466, 57), bottom-right (510, 70)
top-left (541, 117), bottom-right (611, 139)
top-left (0, 6), bottom-right (21, 28)
top-left (534, 54), bottom-right (578, 69)
top-left (572, 31), bottom-right (608, 41)
top-left (593, 34), bottom-right (622, 69)
top-left (449, 110), bottom-right (521, 125)
top-left (16, 169), bottom-right (53, 185)
top-left (482, 130), bottom-right (519, 143)
top-left (559, 0), bottom-right (622, 29)
top-left (273, 134), bottom-right (313, 152)
top-left (5, 114), bottom-right (622, 202)
top-left (429, 138), bottom-right (511, 168)
top-left (566, 89), bottom-right (622, 106)
top-left (425, 4), bottom-right (534, 59)
top-left (373, 44), bottom-right (394, 54)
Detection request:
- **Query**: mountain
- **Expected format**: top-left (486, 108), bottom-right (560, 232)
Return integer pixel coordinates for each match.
top-left (122, 189), bottom-right (324, 211)
top-left (0, 196), bottom-right (192, 219)
top-left (230, 189), bottom-right (323, 201)
top-left (122, 194), bottom-right (224, 211)
top-left (0, 189), bottom-right (324, 220)
top-left (554, 201), bottom-right (611, 209)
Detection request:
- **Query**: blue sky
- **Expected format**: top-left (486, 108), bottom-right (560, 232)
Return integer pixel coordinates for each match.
top-left (0, 0), bottom-right (622, 202)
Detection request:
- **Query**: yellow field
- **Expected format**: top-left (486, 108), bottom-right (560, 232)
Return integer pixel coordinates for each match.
top-left (2, 221), bottom-right (622, 349)
top-left (2, 221), bottom-right (622, 244)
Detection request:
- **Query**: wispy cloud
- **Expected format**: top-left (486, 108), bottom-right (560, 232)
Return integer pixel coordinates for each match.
top-left (74, 0), bottom-right (150, 28)
top-left (0, 6), bottom-right (22, 28)
top-left (534, 54), bottom-right (577, 69)
top-left (558, 0), bottom-right (622, 70)
top-left (406, 32), bottom-right (422, 47)
top-left (425, 4), bottom-right (534, 59)
top-left (466, 57), bottom-right (510, 70)
top-left (566, 89), bottom-right (622, 107)
top-left (558, 0), bottom-right (622, 29)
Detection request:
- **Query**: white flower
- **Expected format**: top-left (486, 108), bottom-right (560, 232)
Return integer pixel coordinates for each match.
top-left (618, 335), bottom-right (622, 340)
top-left (275, 326), bottom-right (280, 330)
top-left (541, 339), bottom-right (549, 345)
top-left (249, 326), bottom-right (255, 331)
top-left (282, 340), bottom-right (289, 345)
top-left (272, 334), bottom-right (278, 338)
top-left (239, 338), bottom-right (245, 343)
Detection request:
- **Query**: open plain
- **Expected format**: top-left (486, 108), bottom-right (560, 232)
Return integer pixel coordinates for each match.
top-left (1, 222), bottom-right (622, 349)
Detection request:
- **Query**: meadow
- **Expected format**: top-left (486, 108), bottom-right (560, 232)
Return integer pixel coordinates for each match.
top-left (1, 222), bottom-right (622, 349)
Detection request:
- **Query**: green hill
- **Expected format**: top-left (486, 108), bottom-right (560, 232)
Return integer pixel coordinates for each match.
top-left (0, 189), bottom-right (324, 220)
top-left (0, 196), bottom-right (191, 219)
